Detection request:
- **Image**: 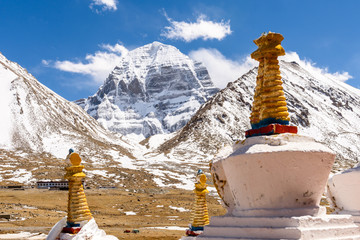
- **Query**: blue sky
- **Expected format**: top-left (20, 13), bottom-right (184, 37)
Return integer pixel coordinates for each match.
top-left (0, 0), bottom-right (359, 101)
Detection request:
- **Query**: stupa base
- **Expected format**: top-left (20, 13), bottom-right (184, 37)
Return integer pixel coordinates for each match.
top-left (59, 232), bottom-right (76, 240)
top-left (185, 225), bottom-right (204, 236)
top-left (340, 211), bottom-right (360, 226)
top-left (353, 215), bottom-right (360, 226)
top-left (185, 229), bottom-right (203, 237)
top-left (61, 227), bottom-right (81, 234)
top-left (231, 206), bottom-right (325, 218)
top-left (245, 124), bottom-right (297, 138)
top-left (47, 217), bottom-right (118, 240)
top-left (183, 214), bottom-right (360, 239)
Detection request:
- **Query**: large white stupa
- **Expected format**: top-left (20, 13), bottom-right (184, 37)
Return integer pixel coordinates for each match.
top-left (184, 32), bottom-right (360, 240)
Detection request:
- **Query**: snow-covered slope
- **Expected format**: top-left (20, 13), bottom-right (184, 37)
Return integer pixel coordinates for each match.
top-left (0, 52), bottom-right (142, 185)
top-left (156, 60), bottom-right (360, 171)
top-left (0, 52), bottom-right (135, 156)
top-left (76, 42), bottom-right (219, 139)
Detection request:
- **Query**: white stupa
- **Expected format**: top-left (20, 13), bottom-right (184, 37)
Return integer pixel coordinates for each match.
top-left (183, 32), bottom-right (360, 239)
top-left (202, 134), bottom-right (360, 239)
top-left (328, 164), bottom-right (360, 225)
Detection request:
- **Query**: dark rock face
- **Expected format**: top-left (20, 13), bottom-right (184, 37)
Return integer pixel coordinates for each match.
top-left (78, 42), bottom-right (219, 139)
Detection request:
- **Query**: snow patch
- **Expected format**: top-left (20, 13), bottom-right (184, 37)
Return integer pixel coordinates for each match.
top-left (145, 226), bottom-right (187, 231)
top-left (124, 211), bottom-right (137, 215)
top-left (169, 206), bottom-right (190, 212)
top-left (0, 232), bottom-right (46, 239)
top-left (8, 169), bottom-right (34, 184)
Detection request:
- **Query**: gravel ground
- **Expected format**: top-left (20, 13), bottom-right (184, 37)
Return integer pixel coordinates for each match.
top-left (0, 188), bottom-right (225, 239)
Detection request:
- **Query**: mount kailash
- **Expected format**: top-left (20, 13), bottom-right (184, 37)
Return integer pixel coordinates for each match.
top-left (76, 42), bottom-right (218, 140)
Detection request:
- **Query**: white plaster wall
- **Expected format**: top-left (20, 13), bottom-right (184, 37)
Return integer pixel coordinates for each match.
top-left (212, 134), bottom-right (335, 217)
top-left (329, 166), bottom-right (360, 213)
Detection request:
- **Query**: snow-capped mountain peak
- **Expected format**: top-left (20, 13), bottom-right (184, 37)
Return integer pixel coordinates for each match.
top-left (77, 42), bottom-right (219, 139)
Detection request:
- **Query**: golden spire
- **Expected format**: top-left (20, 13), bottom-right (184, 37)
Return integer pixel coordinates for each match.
top-left (186, 170), bottom-right (210, 236)
top-left (64, 152), bottom-right (92, 228)
top-left (250, 32), bottom-right (289, 127)
top-left (246, 32), bottom-right (297, 137)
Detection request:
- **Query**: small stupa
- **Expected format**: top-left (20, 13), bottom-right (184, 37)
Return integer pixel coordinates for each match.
top-left (46, 150), bottom-right (118, 240)
top-left (62, 151), bottom-right (92, 235)
top-left (185, 170), bottom-right (210, 236)
top-left (188, 32), bottom-right (360, 239)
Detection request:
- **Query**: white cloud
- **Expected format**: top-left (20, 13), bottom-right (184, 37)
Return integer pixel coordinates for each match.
top-left (279, 52), bottom-right (352, 82)
top-left (189, 49), bottom-right (352, 90)
top-left (101, 43), bottom-right (127, 53)
top-left (90, 0), bottom-right (118, 12)
top-left (189, 48), bottom-right (257, 89)
top-left (48, 43), bottom-right (128, 85)
top-left (161, 13), bottom-right (232, 42)
top-left (41, 59), bottom-right (50, 66)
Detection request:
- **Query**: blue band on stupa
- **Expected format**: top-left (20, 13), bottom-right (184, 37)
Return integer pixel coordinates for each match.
top-left (252, 118), bottom-right (289, 129)
top-left (190, 225), bottom-right (204, 231)
top-left (66, 221), bottom-right (80, 227)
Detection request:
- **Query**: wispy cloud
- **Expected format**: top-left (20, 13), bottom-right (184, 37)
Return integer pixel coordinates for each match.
top-left (45, 43), bottom-right (128, 85)
top-left (189, 49), bottom-right (352, 90)
top-left (90, 0), bottom-right (118, 13)
top-left (280, 52), bottom-right (352, 83)
top-left (189, 48), bottom-right (256, 89)
top-left (161, 12), bottom-right (232, 42)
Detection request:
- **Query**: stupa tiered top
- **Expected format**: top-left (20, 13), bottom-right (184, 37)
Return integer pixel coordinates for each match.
top-left (246, 32), bottom-right (297, 138)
